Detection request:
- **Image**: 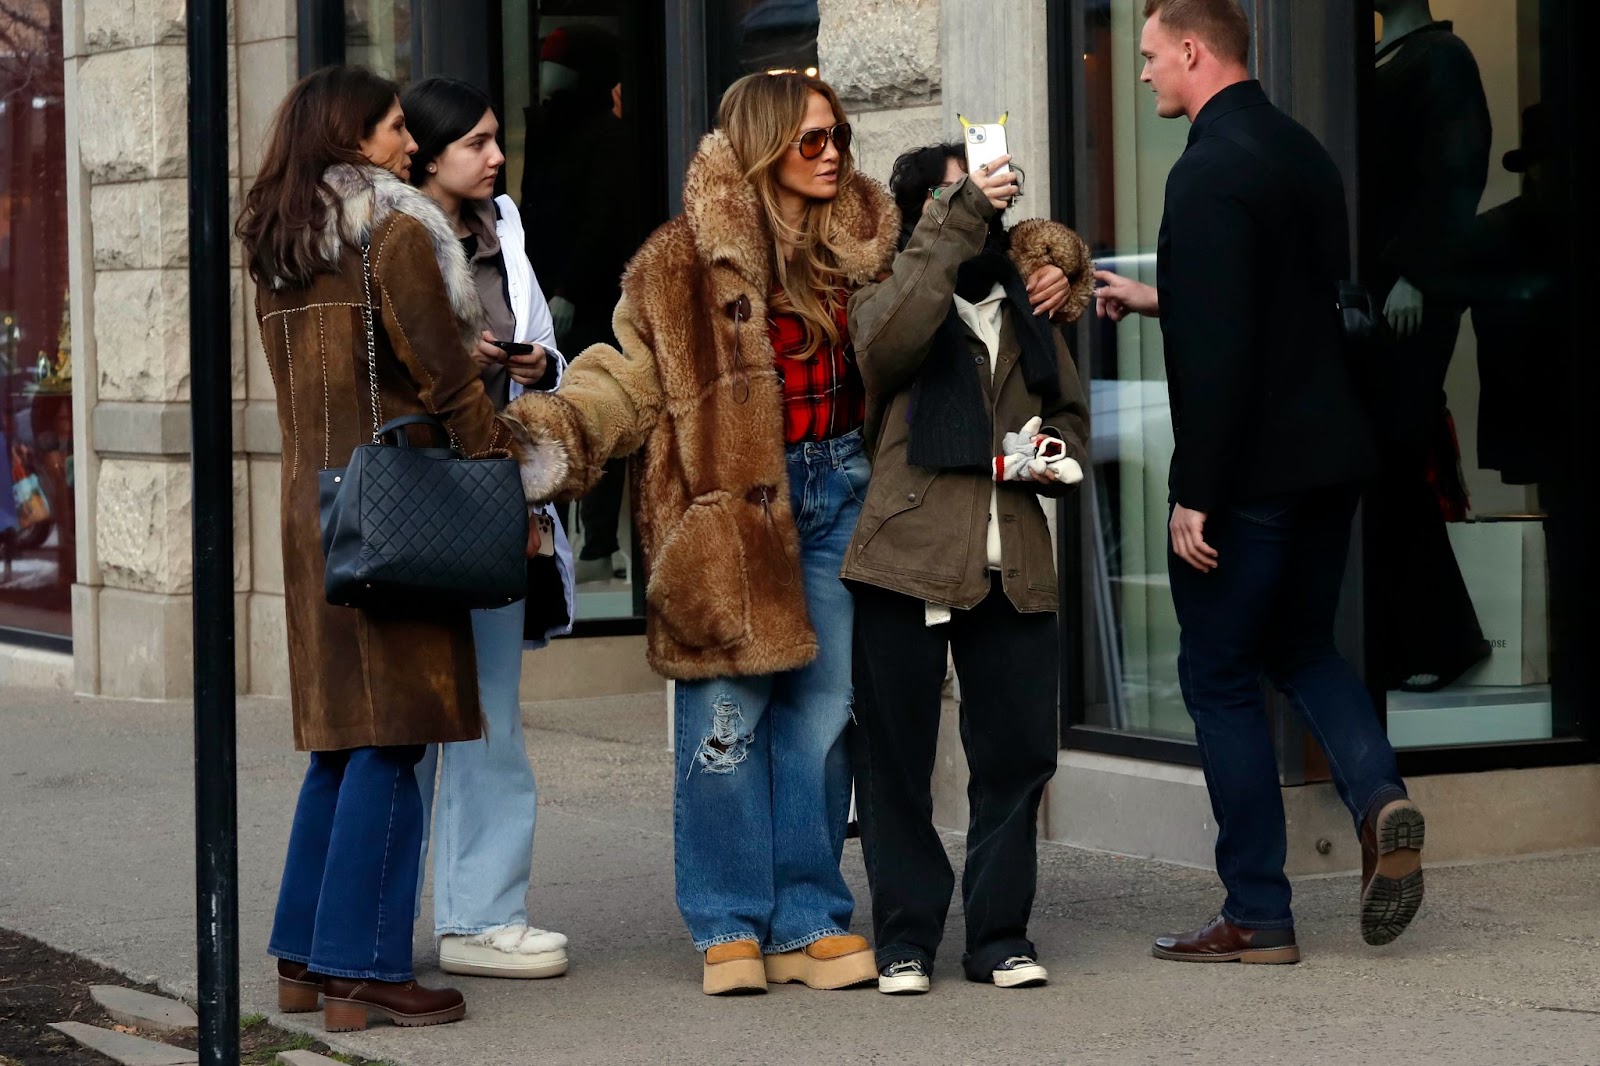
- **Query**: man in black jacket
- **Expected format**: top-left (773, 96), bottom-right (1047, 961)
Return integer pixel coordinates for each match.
top-left (1094, 0), bottom-right (1426, 963)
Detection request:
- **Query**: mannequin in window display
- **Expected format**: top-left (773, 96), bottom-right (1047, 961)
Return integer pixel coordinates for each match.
top-left (1367, 0), bottom-right (1493, 693)
top-left (521, 25), bottom-right (638, 585)
top-left (1451, 104), bottom-right (1577, 709)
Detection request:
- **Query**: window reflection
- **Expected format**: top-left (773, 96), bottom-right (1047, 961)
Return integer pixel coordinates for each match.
top-left (1367, 0), bottom-right (1578, 746)
top-left (520, 2), bottom-right (667, 620)
top-left (1, 0), bottom-right (73, 639)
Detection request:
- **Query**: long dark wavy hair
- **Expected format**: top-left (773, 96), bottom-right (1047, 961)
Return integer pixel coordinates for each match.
top-left (237, 66), bottom-right (401, 286)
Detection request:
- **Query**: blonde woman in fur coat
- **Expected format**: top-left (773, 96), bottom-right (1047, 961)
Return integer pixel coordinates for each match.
top-left (239, 66), bottom-right (541, 1033)
top-left (508, 72), bottom-right (1081, 996)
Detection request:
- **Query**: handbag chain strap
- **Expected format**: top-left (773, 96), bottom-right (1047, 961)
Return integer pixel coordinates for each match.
top-left (360, 243), bottom-right (382, 444)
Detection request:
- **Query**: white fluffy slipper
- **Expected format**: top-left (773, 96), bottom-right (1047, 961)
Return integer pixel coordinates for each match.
top-left (439, 924), bottom-right (570, 979)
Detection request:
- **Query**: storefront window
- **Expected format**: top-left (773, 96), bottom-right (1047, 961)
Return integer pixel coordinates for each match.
top-left (345, 1), bottom-right (413, 83)
top-left (1364, 0), bottom-right (1582, 748)
top-left (706, 0), bottom-right (820, 103)
top-left (1066, 0), bottom-right (1216, 742)
top-left (0, 0), bottom-right (73, 640)
top-left (521, 2), bottom-right (666, 621)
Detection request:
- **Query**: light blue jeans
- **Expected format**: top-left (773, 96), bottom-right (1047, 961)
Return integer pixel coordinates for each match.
top-left (674, 429), bottom-right (869, 953)
top-left (415, 598), bottom-right (538, 936)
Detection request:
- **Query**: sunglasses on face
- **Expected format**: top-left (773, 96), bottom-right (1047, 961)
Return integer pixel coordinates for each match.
top-left (791, 122), bottom-right (852, 160)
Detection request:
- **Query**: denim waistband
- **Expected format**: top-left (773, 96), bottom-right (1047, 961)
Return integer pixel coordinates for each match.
top-left (785, 427), bottom-right (864, 467)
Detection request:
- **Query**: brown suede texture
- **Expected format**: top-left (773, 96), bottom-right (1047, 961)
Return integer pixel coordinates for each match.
top-left (256, 206), bottom-right (518, 752)
top-left (507, 131), bottom-right (899, 682)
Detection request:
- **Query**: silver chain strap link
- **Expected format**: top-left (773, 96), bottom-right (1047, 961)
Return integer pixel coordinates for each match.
top-left (360, 243), bottom-right (382, 443)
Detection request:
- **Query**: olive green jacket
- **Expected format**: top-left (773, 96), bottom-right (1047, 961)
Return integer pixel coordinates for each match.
top-left (842, 177), bottom-right (1093, 613)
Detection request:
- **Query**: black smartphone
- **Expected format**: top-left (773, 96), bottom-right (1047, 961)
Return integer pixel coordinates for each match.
top-left (488, 339), bottom-right (536, 356)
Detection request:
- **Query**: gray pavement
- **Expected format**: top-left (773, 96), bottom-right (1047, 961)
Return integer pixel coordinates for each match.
top-left (1, 685), bottom-right (1597, 1066)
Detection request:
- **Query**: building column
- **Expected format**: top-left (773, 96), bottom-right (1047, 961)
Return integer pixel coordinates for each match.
top-left (64, 0), bottom-right (298, 698)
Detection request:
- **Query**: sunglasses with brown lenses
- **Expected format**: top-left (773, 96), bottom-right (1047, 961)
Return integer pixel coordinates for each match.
top-left (791, 122), bottom-right (852, 160)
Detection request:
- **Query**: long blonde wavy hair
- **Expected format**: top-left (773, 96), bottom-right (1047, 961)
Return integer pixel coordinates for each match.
top-left (717, 71), bottom-right (855, 357)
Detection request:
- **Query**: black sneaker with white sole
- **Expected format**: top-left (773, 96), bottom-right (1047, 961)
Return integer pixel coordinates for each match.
top-left (878, 959), bottom-right (930, 995)
top-left (992, 955), bottom-right (1049, 988)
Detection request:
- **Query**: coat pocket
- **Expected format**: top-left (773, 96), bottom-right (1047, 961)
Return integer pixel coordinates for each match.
top-left (646, 493), bottom-right (750, 650)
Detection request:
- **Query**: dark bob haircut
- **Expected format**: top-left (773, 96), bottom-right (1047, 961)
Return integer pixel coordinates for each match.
top-left (887, 141), bottom-right (1006, 249)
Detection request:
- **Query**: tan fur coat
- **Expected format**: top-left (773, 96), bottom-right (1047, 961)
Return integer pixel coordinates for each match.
top-left (508, 131), bottom-right (900, 680)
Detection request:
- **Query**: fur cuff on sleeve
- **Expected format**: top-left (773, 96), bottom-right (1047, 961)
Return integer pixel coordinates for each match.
top-left (496, 412), bottom-right (570, 504)
top-left (1008, 218), bottom-right (1096, 325)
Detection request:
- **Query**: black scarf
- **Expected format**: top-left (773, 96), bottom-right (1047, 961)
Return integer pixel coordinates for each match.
top-left (907, 242), bottom-right (1061, 470)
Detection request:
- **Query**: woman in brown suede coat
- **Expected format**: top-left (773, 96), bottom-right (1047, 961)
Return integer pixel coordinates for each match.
top-left (239, 66), bottom-right (535, 1033)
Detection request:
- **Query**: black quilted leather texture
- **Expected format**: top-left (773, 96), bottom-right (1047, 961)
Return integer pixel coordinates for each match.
top-left (320, 440), bottom-right (527, 611)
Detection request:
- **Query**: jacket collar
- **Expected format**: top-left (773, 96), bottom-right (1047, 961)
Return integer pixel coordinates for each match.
top-left (305, 163), bottom-right (484, 337)
top-left (1189, 79), bottom-right (1270, 146)
top-left (680, 130), bottom-right (899, 291)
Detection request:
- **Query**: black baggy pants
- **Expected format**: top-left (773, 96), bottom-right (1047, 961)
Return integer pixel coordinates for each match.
top-left (850, 574), bottom-right (1059, 979)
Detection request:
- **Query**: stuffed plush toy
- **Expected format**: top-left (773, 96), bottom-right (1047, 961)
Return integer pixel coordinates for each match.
top-left (995, 417), bottom-right (1084, 485)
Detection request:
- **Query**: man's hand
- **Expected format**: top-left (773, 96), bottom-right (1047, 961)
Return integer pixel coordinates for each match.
top-left (507, 343), bottom-right (549, 388)
top-left (1384, 276), bottom-right (1423, 338)
top-left (971, 154), bottom-right (1021, 211)
top-left (1169, 504), bottom-right (1218, 573)
top-left (1025, 264), bottom-right (1072, 318)
top-left (1093, 269), bottom-right (1159, 321)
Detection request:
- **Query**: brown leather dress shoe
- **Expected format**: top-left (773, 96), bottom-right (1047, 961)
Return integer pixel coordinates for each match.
top-left (321, 977), bottom-right (466, 1032)
top-left (1360, 798), bottom-right (1426, 946)
top-left (1152, 915), bottom-right (1301, 964)
top-left (275, 959), bottom-right (323, 1013)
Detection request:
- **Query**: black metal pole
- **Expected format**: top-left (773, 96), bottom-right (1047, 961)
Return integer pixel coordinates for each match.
top-left (186, 1), bottom-right (239, 1063)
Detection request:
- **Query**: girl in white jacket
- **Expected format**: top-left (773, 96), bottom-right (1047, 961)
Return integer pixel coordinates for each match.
top-left (402, 76), bottom-right (575, 979)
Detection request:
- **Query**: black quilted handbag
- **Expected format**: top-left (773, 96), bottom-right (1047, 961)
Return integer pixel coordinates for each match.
top-left (317, 245), bottom-right (528, 611)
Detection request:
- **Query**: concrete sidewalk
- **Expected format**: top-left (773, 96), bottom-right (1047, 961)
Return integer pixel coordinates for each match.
top-left (1, 685), bottom-right (1596, 1065)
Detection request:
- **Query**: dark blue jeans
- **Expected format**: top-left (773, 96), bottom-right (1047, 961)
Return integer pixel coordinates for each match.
top-left (269, 746), bottom-right (426, 980)
top-left (1169, 485), bottom-right (1405, 930)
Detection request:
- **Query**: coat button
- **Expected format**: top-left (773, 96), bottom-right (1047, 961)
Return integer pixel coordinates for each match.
top-left (974, 356), bottom-right (985, 365)
top-left (907, 493), bottom-right (917, 502)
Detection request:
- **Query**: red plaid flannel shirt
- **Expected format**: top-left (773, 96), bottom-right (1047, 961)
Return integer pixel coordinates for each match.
top-left (767, 290), bottom-right (866, 444)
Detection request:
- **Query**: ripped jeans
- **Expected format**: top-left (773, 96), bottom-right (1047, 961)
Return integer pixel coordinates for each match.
top-left (672, 429), bottom-right (868, 953)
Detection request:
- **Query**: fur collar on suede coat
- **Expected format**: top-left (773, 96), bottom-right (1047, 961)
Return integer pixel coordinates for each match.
top-left (508, 131), bottom-right (899, 681)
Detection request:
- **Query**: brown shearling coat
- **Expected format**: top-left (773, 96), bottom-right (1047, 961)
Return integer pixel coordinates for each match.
top-left (255, 164), bottom-right (524, 751)
top-left (507, 131), bottom-right (899, 681)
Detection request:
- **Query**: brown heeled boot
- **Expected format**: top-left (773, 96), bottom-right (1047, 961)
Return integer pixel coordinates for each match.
top-left (321, 977), bottom-right (466, 1032)
top-left (276, 959), bottom-right (323, 1013)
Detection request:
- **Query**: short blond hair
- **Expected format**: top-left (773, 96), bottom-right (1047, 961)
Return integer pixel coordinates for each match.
top-left (1144, 0), bottom-right (1251, 66)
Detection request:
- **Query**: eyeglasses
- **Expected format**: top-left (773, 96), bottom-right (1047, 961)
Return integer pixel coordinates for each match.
top-left (791, 122), bottom-right (852, 160)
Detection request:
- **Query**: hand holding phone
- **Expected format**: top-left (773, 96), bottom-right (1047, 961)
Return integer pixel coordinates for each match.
top-left (489, 339), bottom-right (536, 356)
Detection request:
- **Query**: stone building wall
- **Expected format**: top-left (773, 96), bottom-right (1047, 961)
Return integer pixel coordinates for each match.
top-left (65, 0), bottom-right (298, 697)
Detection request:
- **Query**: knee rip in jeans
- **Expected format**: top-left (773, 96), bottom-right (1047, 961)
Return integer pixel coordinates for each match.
top-left (694, 694), bottom-right (753, 775)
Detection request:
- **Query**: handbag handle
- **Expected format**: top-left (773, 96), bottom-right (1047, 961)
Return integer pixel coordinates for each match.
top-left (373, 414), bottom-right (456, 451)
